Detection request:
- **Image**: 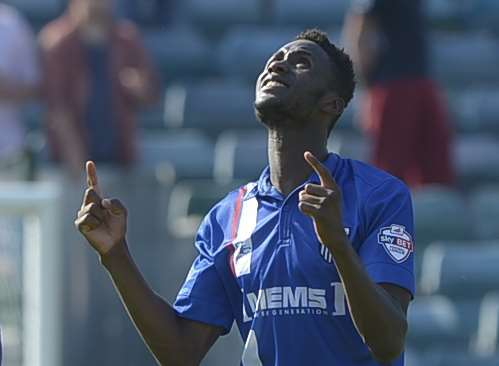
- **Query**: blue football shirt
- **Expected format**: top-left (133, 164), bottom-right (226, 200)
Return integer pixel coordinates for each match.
top-left (174, 153), bottom-right (415, 366)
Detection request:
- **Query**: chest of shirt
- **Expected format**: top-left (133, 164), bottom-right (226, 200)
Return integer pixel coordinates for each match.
top-left (226, 193), bottom-right (363, 294)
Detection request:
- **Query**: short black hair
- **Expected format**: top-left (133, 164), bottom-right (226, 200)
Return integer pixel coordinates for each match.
top-left (296, 29), bottom-right (356, 134)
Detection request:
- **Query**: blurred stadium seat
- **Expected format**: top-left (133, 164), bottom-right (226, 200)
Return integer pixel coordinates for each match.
top-left (430, 33), bottom-right (499, 85)
top-left (138, 99), bottom-right (165, 130)
top-left (405, 349), bottom-right (426, 366)
top-left (181, 0), bottom-right (263, 33)
top-left (454, 135), bottom-right (499, 188)
top-left (473, 292), bottom-right (499, 357)
top-left (271, 0), bottom-right (349, 28)
top-left (424, 0), bottom-right (462, 27)
top-left (412, 186), bottom-right (472, 250)
top-left (143, 27), bottom-right (212, 82)
top-left (425, 351), bottom-right (499, 366)
top-left (449, 88), bottom-right (499, 136)
top-left (164, 81), bottom-right (258, 133)
top-left (214, 130), bottom-right (267, 183)
top-left (328, 132), bottom-right (369, 162)
top-left (468, 0), bottom-right (499, 33)
top-left (455, 298), bottom-right (483, 343)
top-left (217, 26), bottom-right (302, 82)
top-left (420, 242), bottom-right (499, 299)
top-left (4, 0), bottom-right (62, 26)
top-left (21, 102), bottom-right (44, 132)
top-left (470, 186), bottom-right (499, 240)
top-left (408, 298), bottom-right (482, 355)
top-left (407, 295), bottom-right (460, 349)
top-left (139, 130), bottom-right (214, 179)
top-left (118, 0), bottom-right (167, 25)
top-left (166, 179), bottom-right (243, 238)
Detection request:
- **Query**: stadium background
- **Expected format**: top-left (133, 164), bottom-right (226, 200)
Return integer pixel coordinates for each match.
top-left (1, 0), bottom-right (499, 365)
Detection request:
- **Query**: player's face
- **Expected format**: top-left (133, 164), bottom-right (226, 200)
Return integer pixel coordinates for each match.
top-left (255, 40), bottom-right (334, 124)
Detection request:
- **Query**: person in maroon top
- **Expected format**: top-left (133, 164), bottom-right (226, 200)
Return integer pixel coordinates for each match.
top-left (39, 0), bottom-right (159, 176)
top-left (343, 0), bottom-right (454, 188)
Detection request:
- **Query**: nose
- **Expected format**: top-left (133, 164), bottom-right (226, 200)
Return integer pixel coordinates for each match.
top-left (268, 59), bottom-right (288, 74)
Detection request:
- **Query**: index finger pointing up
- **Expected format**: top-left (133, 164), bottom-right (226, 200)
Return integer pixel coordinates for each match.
top-left (304, 151), bottom-right (335, 189)
top-left (86, 161), bottom-right (102, 196)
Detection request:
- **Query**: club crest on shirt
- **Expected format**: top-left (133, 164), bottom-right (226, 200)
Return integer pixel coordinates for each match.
top-left (319, 228), bottom-right (350, 263)
top-left (377, 224), bottom-right (413, 263)
top-left (233, 239), bottom-right (253, 277)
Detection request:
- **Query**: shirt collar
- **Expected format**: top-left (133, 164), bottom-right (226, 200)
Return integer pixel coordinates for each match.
top-left (256, 153), bottom-right (340, 199)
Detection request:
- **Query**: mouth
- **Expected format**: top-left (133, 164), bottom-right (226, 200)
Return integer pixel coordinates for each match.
top-left (261, 77), bottom-right (289, 90)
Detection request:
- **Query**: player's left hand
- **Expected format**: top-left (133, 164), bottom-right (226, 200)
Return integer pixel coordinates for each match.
top-left (298, 151), bottom-right (348, 251)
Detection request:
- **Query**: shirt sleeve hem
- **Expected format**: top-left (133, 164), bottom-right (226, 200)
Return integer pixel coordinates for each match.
top-left (364, 261), bottom-right (415, 298)
top-left (173, 296), bottom-right (233, 335)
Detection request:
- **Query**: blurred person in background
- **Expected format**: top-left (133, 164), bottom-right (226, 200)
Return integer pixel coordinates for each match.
top-left (39, 0), bottom-right (159, 177)
top-left (0, 2), bottom-right (40, 179)
top-left (343, 0), bottom-right (454, 189)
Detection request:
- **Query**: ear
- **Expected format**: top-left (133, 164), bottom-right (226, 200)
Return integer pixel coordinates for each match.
top-left (318, 93), bottom-right (345, 117)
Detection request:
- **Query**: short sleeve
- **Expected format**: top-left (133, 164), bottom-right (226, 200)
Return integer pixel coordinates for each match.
top-left (359, 179), bottom-right (415, 297)
top-left (173, 216), bottom-right (234, 334)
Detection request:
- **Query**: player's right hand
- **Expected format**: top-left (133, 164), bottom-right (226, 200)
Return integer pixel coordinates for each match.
top-left (74, 161), bottom-right (128, 256)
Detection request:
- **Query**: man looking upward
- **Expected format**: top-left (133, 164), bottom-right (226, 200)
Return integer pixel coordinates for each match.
top-left (76, 29), bottom-right (414, 365)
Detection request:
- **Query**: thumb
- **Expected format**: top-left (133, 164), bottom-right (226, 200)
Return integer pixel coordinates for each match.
top-left (102, 198), bottom-right (127, 216)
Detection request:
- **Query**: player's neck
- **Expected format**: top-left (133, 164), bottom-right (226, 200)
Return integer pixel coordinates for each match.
top-left (267, 127), bottom-right (328, 196)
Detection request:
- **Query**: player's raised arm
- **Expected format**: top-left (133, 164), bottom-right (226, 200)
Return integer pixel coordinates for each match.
top-left (75, 161), bottom-right (126, 255)
top-left (299, 151), bottom-right (347, 249)
top-left (75, 161), bottom-right (223, 365)
top-left (299, 152), bottom-right (410, 364)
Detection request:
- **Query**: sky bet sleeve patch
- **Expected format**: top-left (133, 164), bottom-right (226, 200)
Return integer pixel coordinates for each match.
top-left (377, 224), bottom-right (414, 263)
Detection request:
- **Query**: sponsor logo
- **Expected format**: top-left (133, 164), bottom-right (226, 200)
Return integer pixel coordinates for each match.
top-left (233, 239), bottom-right (252, 277)
top-left (377, 224), bottom-right (413, 263)
top-left (243, 284), bottom-right (346, 322)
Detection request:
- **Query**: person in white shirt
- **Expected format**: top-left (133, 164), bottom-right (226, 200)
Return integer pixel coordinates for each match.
top-left (0, 2), bottom-right (40, 167)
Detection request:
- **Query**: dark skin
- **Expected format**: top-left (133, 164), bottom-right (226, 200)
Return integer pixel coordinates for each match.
top-left (75, 39), bottom-right (410, 365)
